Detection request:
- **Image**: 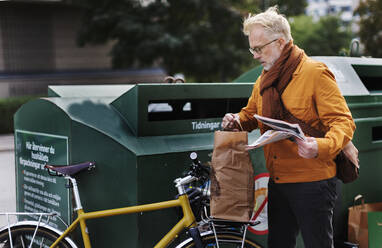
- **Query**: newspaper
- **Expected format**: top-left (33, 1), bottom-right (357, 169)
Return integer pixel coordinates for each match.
top-left (246, 114), bottom-right (306, 150)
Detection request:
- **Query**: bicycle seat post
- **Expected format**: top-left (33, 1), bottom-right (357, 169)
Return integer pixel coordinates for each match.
top-left (66, 176), bottom-right (83, 211)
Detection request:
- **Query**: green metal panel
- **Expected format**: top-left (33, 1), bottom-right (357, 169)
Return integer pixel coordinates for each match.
top-left (136, 152), bottom-right (208, 247)
top-left (69, 121), bottom-right (139, 247)
top-left (14, 99), bottom-right (72, 231)
top-left (14, 83), bottom-right (265, 247)
top-left (233, 65), bottom-right (263, 83)
top-left (368, 212), bottom-right (382, 248)
top-left (331, 115), bottom-right (382, 246)
top-left (15, 130), bottom-right (70, 230)
top-left (111, 83), bottom-right (253, 136)
top-left (14, 97), bottom-right (141, 247)
top-left (109, 85), bottom-right (139, 136)
top-left (346, 95), bottom-right (382, 118)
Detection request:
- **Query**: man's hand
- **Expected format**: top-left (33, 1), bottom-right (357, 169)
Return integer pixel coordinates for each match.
top-left (295, 137), bottom-right (318, 159)
top-left (222, 113), bottom-right (240, 131)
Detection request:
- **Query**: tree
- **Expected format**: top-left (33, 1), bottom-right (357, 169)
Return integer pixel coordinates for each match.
top-left (258, 0), bottom-right (307, 16)
top-left (290, 15), bottom-right (352, 56)
top-left (355, 0), bottom-right (382, 57)
top-left (73, 0), bottom-right (256, 82)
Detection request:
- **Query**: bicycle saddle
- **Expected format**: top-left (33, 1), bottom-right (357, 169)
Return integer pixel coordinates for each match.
top-left (45, 161), bottom-right (95, 176)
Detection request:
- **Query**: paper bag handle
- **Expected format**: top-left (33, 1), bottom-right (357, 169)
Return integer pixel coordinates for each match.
top-left (353, 194), bottom-right (365, 208)
top-left (234, 117), bottom-right (244, 131)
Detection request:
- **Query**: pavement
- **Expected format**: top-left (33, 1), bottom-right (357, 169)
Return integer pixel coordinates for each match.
top-left (0, 133), bottom-right (16, 227)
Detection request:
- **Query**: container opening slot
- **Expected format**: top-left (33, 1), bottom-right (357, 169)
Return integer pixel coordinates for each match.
top-left (372, 126), bottom-right (382, 142)
top-left (352, 64), bottom-right (382, 92)
top-left (148, 98), bottom-right (248, 121)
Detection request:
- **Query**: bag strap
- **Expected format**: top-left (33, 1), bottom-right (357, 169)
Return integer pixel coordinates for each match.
top-left (284, 106), bottom-right (358, 165)
top-left (283, 108), bottom-right (324, 138)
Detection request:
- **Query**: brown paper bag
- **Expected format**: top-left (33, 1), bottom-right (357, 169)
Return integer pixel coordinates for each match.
top-left (210, 130), bottom-right (254, 221)
top-left (348, 195), bottom-right (382, 248)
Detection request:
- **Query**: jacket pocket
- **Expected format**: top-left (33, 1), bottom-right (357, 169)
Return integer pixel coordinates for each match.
top-left (282, 96), bottom-right (316, 123)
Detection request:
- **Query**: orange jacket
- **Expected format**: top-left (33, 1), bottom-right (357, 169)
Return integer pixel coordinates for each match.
top-left (238, 55), bottom-right (356, 183)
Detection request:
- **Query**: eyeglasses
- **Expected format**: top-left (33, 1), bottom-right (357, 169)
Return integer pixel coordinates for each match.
top-left (249, 38), bottom-right (278, 55)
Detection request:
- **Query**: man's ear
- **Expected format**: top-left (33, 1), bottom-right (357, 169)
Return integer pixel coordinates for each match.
top-left (278, 37), bottom-right (287, 50)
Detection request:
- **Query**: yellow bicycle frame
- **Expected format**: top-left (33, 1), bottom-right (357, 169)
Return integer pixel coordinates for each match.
top-left (49, 194), bottom-right (196, 248)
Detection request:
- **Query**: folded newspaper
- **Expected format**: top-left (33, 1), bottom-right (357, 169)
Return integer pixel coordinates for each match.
top-left (246, 114), bottom-right (306, 150)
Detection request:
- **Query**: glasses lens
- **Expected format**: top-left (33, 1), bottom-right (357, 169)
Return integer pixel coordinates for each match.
top-left (249, 39), bottom-right (278, 56)
top-left (249, 47), bottom-right (261, 55)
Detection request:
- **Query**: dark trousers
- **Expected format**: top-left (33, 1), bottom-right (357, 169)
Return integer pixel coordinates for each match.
top-left (267, 177), bottom-right (337, 248)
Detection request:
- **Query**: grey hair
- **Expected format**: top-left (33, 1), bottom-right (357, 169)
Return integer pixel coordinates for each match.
top-left (243, 6), bottom-right (292, 42)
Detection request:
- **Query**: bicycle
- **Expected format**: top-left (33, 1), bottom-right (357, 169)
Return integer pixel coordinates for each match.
top-left (0, 152), bottom-right (263, 248)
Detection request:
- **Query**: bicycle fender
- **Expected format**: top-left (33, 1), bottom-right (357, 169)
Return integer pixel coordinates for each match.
top-left (0, 220), bottom-right (78, 248)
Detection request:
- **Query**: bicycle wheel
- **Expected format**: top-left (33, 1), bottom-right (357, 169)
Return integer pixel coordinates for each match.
top-left (0, 225), bottom-right (74, 248)
top-left (175, 231), bottom-right (263, 248)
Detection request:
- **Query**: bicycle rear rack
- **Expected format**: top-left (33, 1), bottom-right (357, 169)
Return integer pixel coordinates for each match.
top-left (197, 205), bottom-right (260, 248)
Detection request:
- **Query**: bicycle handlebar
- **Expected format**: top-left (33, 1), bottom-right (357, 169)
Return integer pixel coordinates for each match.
top-left (174, 152), bottom-right (210, 195)
top-left (174, 175), bottom-right (197, 186)
top-left (188, 152), bottom-right (210, 180)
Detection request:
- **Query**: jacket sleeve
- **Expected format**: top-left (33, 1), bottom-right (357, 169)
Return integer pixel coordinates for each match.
top-left (238, 81), bottom-right (260, 132)
top-left (314, 68), bottom-right (356, 160)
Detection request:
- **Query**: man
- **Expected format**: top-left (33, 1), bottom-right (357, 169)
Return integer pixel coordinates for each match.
top-left (222, 6), bottom-right (355, 248)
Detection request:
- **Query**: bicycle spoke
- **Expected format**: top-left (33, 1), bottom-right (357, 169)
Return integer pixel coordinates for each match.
top-left (20, 235), bottom-right (26, 248)
top-left (0, 226), bottom-right (73, 248)
top-left (21, 236), bottom-right (26, 248)
top-left (39, 237), bottom-right (45, 248)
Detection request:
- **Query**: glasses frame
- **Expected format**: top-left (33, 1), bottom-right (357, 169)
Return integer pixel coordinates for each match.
top-left (249, 38), bottom-right (279, 55)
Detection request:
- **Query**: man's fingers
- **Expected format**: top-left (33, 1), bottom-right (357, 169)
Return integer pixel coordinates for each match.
top-left (222, 114), bottom-right (232, 129)
top-left (295, 138), bottom-right (304, 145)
top-left (296, 137), bottom-right (318, 159)
top-left (222, 113), bottom-right (238, 130)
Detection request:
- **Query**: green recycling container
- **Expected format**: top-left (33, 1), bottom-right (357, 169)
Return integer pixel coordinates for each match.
top-left (14, 83), bottom-right (267, 247)
top-left (234, 56), bottom-right (382, 247)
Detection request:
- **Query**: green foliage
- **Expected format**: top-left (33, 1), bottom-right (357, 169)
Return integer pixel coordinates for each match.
top-left (290, 15), bottom-right (352, 56)
top-left (355, 0), bottom-right (382, 57)
top-left (263, 0), bottom-right (307, 16)
top-left (228, 0), bottom-right (261, 13)
top-left (73, 0), bottom-right (356, 81)
top-left (75, 0), bottom-right (255, 82)
top-left (0, 96), bottom-right (38, 134)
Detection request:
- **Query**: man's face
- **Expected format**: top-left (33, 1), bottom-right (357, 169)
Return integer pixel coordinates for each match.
top-left (248, 24), bottom-right (283, 71)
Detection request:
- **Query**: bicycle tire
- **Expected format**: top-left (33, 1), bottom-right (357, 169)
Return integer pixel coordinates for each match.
top-left (175, 231), bottom-right (263, 248)
top-left (0, 225), bottom-right (74, 248)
